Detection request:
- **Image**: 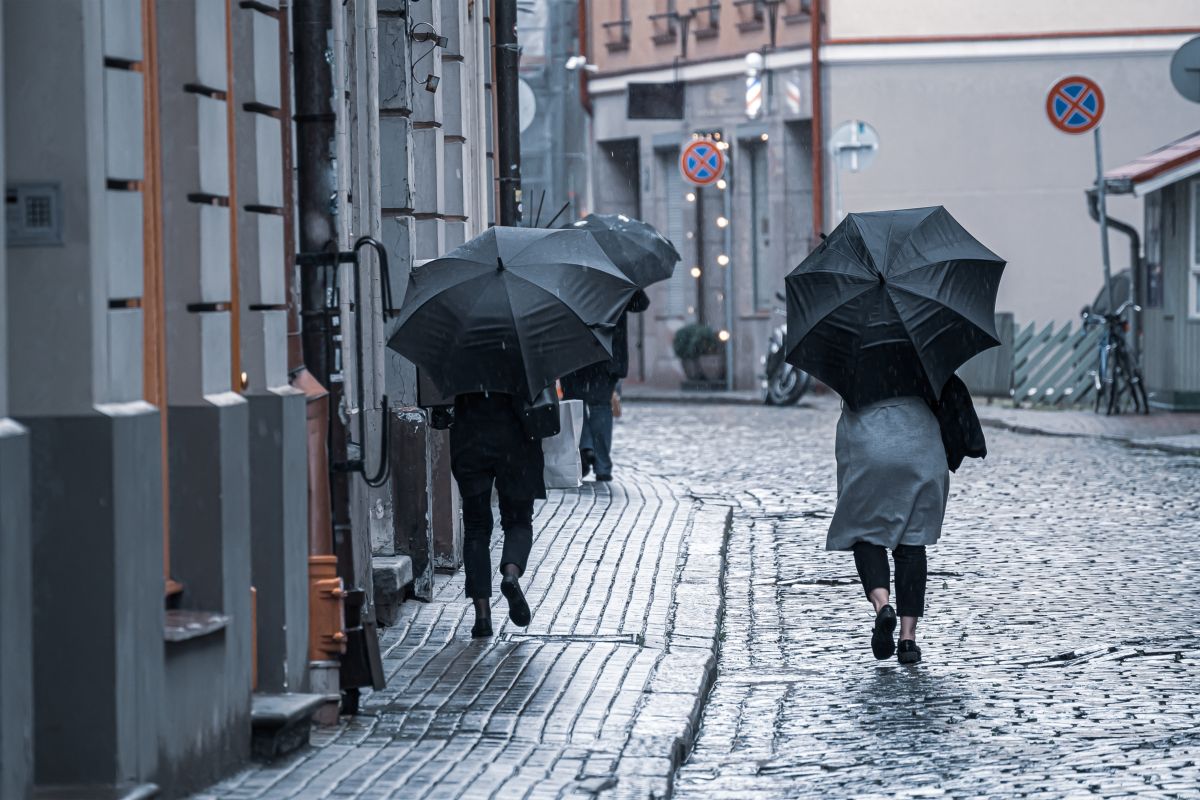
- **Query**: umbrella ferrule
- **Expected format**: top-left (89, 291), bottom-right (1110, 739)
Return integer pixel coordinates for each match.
top-left (496, 257), bottom-right (505, 272)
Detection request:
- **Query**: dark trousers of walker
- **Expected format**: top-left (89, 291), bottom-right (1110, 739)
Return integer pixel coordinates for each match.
top-left (461, 491), bottom-right (533, 599)
top-left (852, 542), bottom-right (928, 618)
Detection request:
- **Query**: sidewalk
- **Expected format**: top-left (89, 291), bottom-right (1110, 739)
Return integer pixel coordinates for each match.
top-left (974, 402), bottom-right (1200, 455)
top-left (195, 467), bottom-right (730, 799)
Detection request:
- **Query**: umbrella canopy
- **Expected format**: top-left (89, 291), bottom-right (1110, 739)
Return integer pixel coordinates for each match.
top-left (566, 213), bottom-right (680, 288)
top-left (785, 206), bottom-right (1006, 410)
top-left (388, 226), bottom-right (639, 401)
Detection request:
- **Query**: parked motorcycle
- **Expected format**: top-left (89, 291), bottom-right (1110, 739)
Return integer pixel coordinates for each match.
top-left (761, 293), bottom-right (812, 406)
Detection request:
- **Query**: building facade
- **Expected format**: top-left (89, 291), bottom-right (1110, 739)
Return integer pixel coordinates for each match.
top-left (1, 1), bottom-right (494, 797)
top-left (584, 0), bottom-right (1200, 391)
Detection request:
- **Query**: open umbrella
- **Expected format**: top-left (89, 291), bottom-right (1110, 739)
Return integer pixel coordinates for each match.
top-left (785, 206), bottom-right (1005, 410)
top-left (566, 213), bottom-right (680, 288)
top-left (387, 226), bottom-right (639, 401)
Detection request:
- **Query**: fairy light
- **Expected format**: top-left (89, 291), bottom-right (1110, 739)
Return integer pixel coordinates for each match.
top-left (686, 192), bottom-right (696, 202)
top-left (717, 254), bottom-right (730, 266)
top-left (718, 330), bottom-right (731, 342)
top-left (716, 216), bottom-right (729, 228)
top-left (690, 266), bottom-right (702, 278)
top-left (761, 133), bottom-right (769, 142)
top-left (716, 179), bottom-right (728, 190)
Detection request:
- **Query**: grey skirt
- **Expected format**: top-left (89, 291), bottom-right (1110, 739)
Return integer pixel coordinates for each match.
top-left (826, 396), bottom-right (949, 551)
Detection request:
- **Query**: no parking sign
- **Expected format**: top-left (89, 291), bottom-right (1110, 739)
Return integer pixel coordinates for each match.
top-left (1045, 75), bottom-right (1105, 134)
top-left (679, 139), bottom-right (726, 187)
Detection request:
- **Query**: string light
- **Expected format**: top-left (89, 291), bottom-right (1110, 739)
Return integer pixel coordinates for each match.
top-left (690, 266), bottom-right (702, 278)
top-left (716, 216), bottom-right (729, 228)
top-left (761, 133), bottom-right (769, 142)
top-left (718, 330), bottom-right (731, 342)
top-left (716, 179), bottom-right (728, 190)
top-left (717, 254), bottom-right (730, 266)
top-left (686, 192), bottom-right (696, 202)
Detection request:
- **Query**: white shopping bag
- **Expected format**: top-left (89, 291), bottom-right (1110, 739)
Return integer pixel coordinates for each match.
top-left (543, 399), bottom-right (584, 488)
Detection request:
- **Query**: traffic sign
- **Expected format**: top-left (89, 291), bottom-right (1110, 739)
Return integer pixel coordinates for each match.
top-left (829, 120), bottom-right (879, 173)
top-left (680, 139), bottom-right (726, 187)
top-left (1170, 35), bottom-right (1200, 104)
top-left (1045, 75), bottom-right (1105, 134)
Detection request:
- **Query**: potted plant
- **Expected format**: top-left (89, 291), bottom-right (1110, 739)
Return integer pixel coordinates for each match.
top-left (672, 323), bottom-right (725, 382)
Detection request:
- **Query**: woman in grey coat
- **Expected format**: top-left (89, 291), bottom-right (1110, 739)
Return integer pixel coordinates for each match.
top-left (826, 396), bottom-right (949, 664)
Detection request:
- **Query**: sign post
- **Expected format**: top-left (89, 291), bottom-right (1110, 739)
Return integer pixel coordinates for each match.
top-left (1045, 75), bottom-right (1110, 311)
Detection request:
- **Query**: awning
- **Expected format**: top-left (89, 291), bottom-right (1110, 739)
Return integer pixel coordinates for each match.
top-left (1103, 129), bottom-right (1200, 196)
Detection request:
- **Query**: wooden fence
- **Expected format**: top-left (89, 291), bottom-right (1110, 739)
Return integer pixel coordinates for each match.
top-left (1010, 321), bottom-right (1105, 407)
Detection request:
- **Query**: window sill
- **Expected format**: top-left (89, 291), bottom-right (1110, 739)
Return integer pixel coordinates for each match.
top-left (605, 40), bottom-right (631, 52)
top-left (737, 20), bottom-right (765, 33)
top-left (652, 32), bottom-right (678, 46)
top-left (694, 27), bottom-right (720, 40)
top-left (165, 609), bottom-right (229, 643)
top-left (784, 12), bottom-right (811, 25)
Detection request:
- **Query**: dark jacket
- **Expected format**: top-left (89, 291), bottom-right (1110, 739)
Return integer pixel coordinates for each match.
top-left (608, 290), bottom-right (650, 379)
top-left (930, 375), bottom-right (987, 472)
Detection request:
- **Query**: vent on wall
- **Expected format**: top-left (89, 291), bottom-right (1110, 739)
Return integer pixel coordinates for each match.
top-left (6, 183), bottom-right (64, 247)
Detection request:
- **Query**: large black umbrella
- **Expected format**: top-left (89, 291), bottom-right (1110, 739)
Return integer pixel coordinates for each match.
top-left (388, 226), bottom-right (639, 401)
top-left (565, 213), bottom-right (680, 288)
top-left (785, 206), bottom-right (1005, 410)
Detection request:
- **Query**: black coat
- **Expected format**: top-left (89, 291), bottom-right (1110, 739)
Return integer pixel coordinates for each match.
top-left (930, 375), bottom-right (987, 472)
top-left (449, 393), bottom-right (546, 500)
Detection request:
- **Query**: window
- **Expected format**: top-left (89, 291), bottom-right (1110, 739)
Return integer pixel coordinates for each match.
top-left (603, 0), bottom-right (631, 51)
top-left (734, 0), bottom-right (765, 32)
top-left (693, 1), bottom-right (720, 38)
top-left (783, 0), bottom-right (811, 23)
top-left (658, 148), bottom-right (690, 317)
top-left (650, 0), bottom-right (678, 44)
top-left (1145, 191), bottom-right (1163, 309)
top-left (746, 139), bottom-right (771, 310)
top-left (1191, 181), bottom-right (1200, 319)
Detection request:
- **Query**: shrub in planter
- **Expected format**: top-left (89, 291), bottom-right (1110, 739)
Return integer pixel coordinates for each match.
top-left (672, 324), bottom-right (724, 381)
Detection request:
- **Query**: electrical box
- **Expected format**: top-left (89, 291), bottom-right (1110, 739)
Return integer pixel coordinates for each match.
top-left (6, 183), bottom-right (64, 247)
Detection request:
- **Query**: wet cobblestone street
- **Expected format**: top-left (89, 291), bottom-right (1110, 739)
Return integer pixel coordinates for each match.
top-left (619, 399), bottom-right (1200, 799)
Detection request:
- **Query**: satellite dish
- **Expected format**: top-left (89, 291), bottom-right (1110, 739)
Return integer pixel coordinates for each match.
top-left (1170, 35), bottom-right (1200, 104)
top-left (829, 120), bottom-right (880, 173)
top-left (518, 79), bottom-right (536, 133)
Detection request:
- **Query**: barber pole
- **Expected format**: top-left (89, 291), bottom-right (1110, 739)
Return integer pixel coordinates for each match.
top-left (786, 77), bottom-right (802, 115)
top-left (746, 73), bottom-right (764, 119)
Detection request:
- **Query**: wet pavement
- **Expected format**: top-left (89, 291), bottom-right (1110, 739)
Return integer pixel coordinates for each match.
top-left (617, 399), bottom-right (1200, 799)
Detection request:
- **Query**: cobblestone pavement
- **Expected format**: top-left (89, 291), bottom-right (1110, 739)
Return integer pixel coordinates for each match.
top-left (616, 400), bottom-right (1200, 799)
top-left (196, 465), bottom-right (728, 800)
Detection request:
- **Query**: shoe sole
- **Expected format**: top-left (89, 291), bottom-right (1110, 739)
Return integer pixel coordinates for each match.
top-left (501, 580), bottom-right (532, 627)
top-left (898, 650), bottom-right (922, 664)
top-left (871, 608), bottom-right (897, 660)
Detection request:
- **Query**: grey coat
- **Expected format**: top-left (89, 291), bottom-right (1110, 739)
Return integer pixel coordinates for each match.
top-left (826, 396), bottom-right (949, 551)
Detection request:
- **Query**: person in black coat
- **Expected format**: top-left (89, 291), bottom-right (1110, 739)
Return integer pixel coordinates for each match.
top-left (560, 290), bottom-right (649, 481)
top-left (449, 392), bottom-right (545, 638)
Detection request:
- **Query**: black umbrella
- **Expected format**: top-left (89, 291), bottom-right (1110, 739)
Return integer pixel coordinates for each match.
top-left (785, 206), bottom-right (1006, 410)
top-left (387, 226), bottom-right (639, 401)
top-left (565, 213), bottom-right (680, 288)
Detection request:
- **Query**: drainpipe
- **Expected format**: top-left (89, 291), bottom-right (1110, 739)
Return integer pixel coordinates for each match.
top-left (292, 0), bottom-right (350, 718)
top-left (1087, 187), bottom-right (1143, 362)
top-left (809, 0), bottom-right (824, 245)
top-left (495, 0), bottom-right (523, 225)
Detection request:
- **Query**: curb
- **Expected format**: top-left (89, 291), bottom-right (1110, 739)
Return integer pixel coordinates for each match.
top-left (609, 501), bottom-right (733, 799)
top-left (980, 417), bottom-right (1200, 456)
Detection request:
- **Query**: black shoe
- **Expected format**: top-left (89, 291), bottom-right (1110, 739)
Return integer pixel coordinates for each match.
top-left (898, 639), bottom-right (922, 664)
top-left (871, 605), bottom-right (897, 660)
top-left (595, 473), bottom-right (613, 482)
top-left (580, 449), bottom-right (594, 478)
top-left (471, 618), bottom-right (493, 638)
top-left (500, 576), bottom-right (531, 627)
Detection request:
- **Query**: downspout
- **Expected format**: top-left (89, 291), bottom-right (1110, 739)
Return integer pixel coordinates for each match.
top-left (1087, 187), bottom-right (1143, 361)
top-left (809, 0), bottom-right (824, 244)
top-left (495, 0), bottom-right (523, 225)
top-left (578, 0), bottom-right (591, 115)
top-left (291, 0), bottom-right (349, 716)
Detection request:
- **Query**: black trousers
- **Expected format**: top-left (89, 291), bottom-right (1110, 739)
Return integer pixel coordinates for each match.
top-left (461, 491), bottom-right (533, 599)
top-left (852, 542), bottom-right (928, 618)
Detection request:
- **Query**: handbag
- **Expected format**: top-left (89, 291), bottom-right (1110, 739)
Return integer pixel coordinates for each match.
top-left (543, 399), bottom-right (584, 488)
top-left (514, 384), bottom-right (561, 440)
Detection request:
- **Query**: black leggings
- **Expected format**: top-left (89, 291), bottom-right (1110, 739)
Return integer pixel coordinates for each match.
top-left (852, 543), bottom-right (927, 618)
top-left (461, 491), bottom-right (534, 599)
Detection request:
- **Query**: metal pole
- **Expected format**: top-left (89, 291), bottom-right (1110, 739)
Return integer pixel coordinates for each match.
top-left (723, 164), bottom-right (734, 391)
top-left (495, 0), bottom-right (522, 225)
top-left (1093, 125), bottom-right (1114, 313)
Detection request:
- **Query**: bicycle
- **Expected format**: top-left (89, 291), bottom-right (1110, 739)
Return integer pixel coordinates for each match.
top-left (1081, 300), bottom-right (1148, 416)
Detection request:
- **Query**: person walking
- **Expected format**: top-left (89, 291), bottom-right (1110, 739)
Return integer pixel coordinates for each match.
top-left (825, 394), bottom-right (947, 664)
top-left (561, 290), bottom-right (649, 481)
top-left (448, 391), bottom-right (544, 638)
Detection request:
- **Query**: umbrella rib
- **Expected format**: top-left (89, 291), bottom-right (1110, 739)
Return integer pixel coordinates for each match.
top-left (882, 290), bottom-right (940, 396)
top-left (886, 282), bottom-right (1000, 343)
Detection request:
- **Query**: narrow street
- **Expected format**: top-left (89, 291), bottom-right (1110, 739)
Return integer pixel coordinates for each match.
top-left (199, 399), bottom-right (1200, 798)
top-left (620, 401), bottom-right (1200, 799)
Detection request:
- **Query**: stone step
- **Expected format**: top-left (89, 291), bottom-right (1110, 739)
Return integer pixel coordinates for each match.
top-left (372, 555), bottom-right (414, 628)
top-left (250, 692), bottom-right (326, 761)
